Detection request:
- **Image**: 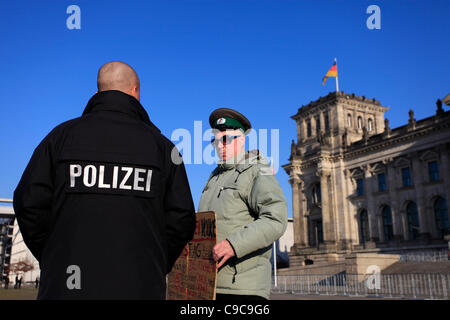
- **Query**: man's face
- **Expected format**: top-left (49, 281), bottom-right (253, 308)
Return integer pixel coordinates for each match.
top-left (212, 129), bottom-right (245, 161)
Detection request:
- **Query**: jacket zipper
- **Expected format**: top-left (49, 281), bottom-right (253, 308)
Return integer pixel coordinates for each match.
top-left (217, 186), bottom-right (236, 198)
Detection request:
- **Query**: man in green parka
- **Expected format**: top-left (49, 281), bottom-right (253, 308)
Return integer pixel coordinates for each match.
top-left (198, 107), bottom-right (288, 300)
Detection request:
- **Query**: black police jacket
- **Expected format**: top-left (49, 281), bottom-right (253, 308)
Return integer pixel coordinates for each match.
top-left (13, 90), bottom-right (196, 299)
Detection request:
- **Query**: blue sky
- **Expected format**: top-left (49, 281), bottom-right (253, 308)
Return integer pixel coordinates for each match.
top-left (1, 1), bottom-right (449, 217)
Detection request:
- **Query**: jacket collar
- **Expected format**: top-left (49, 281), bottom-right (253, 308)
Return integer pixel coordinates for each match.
top-left (217, 150), bottom-right (267, 172)
top-left (82, 90), bottom-right (161, 132)
top-left (235, 150), bottom-right (268, 173)
top-left (217, 151), bottom-right (247, 171)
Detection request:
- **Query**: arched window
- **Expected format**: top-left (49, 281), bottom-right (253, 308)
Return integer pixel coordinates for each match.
top-left (316, 220), bottom-right (324, 244)
top-left (324, 112), bottom-right (330, 131)
top-left (315, 116), bottom-right (321, 135)
top-left (407, 202), bottom-right (420, 240)
top-left (311, 184), bottom-right (321, 205)
top-left (434, 197), bottom-right (449, 239)
top-left (368, 118), bottom-right (373, 131)
top-left (347, 114), bottom-right (352, 127)
top-left (357, 116), bottom-right (362, 129)
top-left (359, 210), bottom-right (370, 244)
top-left (382, 206), bottom-right (393, 241)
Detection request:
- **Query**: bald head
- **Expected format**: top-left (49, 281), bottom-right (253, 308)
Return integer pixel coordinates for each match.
top-left (97, 61), bottom-right (140, 101)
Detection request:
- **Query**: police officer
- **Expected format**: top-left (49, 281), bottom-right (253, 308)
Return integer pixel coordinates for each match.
top-left (13, 61), bottom-right (196, 299)
top-left (198, 108), bottom-right (288, 300)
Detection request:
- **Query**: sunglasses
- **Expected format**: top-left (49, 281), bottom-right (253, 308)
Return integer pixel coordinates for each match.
top-left (211, 135), bottom-right (242, 146)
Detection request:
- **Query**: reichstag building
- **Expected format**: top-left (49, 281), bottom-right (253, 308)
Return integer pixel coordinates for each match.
top-left (283, 92), bottom-right (449, 264)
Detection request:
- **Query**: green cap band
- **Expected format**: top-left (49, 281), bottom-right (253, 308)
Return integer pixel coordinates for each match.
top-left (214, 117), bottom-right (246, 133)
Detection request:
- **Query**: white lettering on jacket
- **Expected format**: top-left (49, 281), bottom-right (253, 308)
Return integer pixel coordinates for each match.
top-left (69, 164), bottom-right (152, 192)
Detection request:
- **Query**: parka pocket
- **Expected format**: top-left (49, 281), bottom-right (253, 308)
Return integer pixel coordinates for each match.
top-left (217, 186), bottom-right (237, 198)
top-left (235, 253), bottom-right (261, 275)
top-left (235, 246), bottom-right (271, 274)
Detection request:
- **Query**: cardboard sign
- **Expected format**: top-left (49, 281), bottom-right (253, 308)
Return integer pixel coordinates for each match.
top-left (167, 211), bottom-right (217, 300)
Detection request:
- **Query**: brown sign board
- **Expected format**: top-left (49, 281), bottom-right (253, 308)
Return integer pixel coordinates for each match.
top-left (167, 211), bottom-right (217, 300)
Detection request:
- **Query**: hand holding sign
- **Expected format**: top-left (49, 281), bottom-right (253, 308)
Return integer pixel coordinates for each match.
top-left (167, 211), bottom-right (217, 300)
top-left (213, 240), bottom-right (235, 269)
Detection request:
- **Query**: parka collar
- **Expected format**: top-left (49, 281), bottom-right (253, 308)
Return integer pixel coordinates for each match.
top-left (217, 150), bottom-right (268, 172)
top-left (217, 150), bottom-right (247, 171)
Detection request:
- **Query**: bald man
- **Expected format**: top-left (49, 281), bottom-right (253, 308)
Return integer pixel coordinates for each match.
top-left (97, 61), bottom-right (140, 100)
top-left (13, 61), bottom-right (196, 299)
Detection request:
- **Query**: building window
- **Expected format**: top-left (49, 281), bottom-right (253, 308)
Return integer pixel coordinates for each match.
top-left (407, 202), bottom-right (420, 240)
top-left (428, 161), bottom-right (439, 181)
top-left (401, 167), bottom-right (412, 187)
top-left (347, 114), bottom-right (352, 127)
top-left (316, 116), bottom-right (321, 135)
top-left (359, 210), bottom-right (370, 244)
top-left (312, 184), bottom-right (321, 205)
top-left (317, 220), bottom-right (323, 243)
top-left (378, 173), bottom-right (387, 192)
top-left (356, 178), bottom-right (364, 196)
top-left (357, 116), bottom-right (362, 129)
top-left (382, 206), bottom-right (394, 241)
top-left (434, 197), bottom-right (449, 239)
top-left (307, 119), bottom-right (312, 137)
top-left (315, 220), bottom-right (324, 244)
top-left (0, 216), bottom-right (15, 277)
top-left (324, 112), bottom-right (330, 131)
top-left (368, 118), bottom-right (373, 131)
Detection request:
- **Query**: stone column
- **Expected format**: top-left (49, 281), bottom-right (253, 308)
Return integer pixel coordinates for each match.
top-left (411, 156), bottom-right (430, 239)
top-left (386, 161), bottom-right (402, 240)
top-left (377, 215), bottom-right (385, 242)
top-left (401, 211), bottom-right (409, 240)
top-left (333, 165), bottom-right (350, 250)
top-left (300, 183), bottom-right (310, 247)
top-left (427, 204), bottom-right (439, 239)
top-left (319, 112), bottom-right (325, 135)
top-left (389, 206), bottom-right (401, 240)
top-left (439, 147), bottom-right (450, 230)
top-left (297, 121), bottom-right (303, 144)
top-left (363, 166), bottom-right (378, 242)
top-left (318, 170), bottom-right (335, 245)
top-left (416, 205), bottom-right (429, 239)
top-left (301, 119), bottom-right (307, 141)
top-left (311, 117), bottom-right (316, 138)
top-left (343, 169), bottom-right (355, 246)
top-left (289, 176), bottom-right (303, 247)
top-left (305, 216), bottom-right (311, 247)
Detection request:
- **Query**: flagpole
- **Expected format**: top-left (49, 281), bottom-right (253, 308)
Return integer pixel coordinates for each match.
top-left (335, 57), bottom-right (339, 92)
top-left (273, 242), bottom-right (277, 287)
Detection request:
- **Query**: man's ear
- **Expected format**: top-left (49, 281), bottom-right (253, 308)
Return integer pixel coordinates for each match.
top-left (130, 85), bottom-right (138, 94)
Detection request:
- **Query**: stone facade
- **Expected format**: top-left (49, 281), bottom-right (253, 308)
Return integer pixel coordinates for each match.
top-left (283, 91), bottom-right (450, 265)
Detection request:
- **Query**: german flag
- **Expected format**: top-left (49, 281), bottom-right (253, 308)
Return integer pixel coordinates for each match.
top-left (322, 60), bottom-right (338, 86)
